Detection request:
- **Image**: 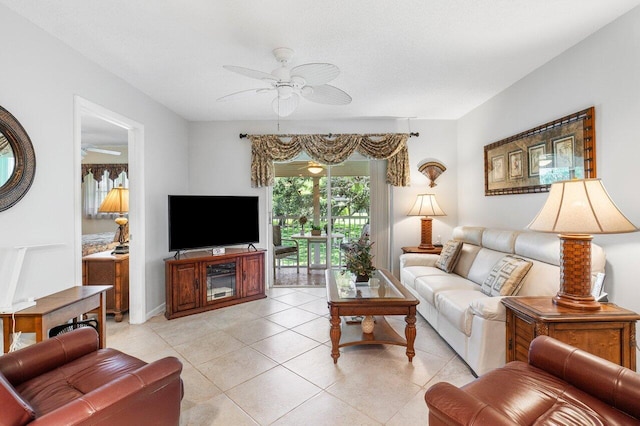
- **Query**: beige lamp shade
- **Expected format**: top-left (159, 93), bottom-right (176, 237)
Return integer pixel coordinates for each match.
top-left (99, 185), bottom-right (130, 254)
top-left (407, 194), bottom-right (446, 217)
top-left (99, 185), bottom-right (129, 214)
top-left (527, 178), bottom-right (637, 310)
top-left (527, 179), bottom-right (636, 234)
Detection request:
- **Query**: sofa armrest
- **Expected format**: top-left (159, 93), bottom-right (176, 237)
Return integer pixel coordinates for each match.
top-left (529, 335), bottom-right (640, 419)
top-left (400, 253), bottom-right (439, 268)
top-left (0, 327), bottom-right (99, 386)
top-left (425, 382), bottom-right (517, 425)
top-left (469, 296), bottom-right (506, 321)
top-left (31, 356), bottom-right (184, 426)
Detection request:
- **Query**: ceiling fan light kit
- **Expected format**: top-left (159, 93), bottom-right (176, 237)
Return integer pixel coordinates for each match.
top-left (219, 48), bottom-right (352, 117)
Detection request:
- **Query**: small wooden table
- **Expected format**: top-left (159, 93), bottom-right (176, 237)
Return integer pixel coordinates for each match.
top-left (503, 296), bottom-right (640, 370)
top-left (326, 268), bottom-right (419, 363)
top-left (1, 285), bottom-right (111, 353)
top-left (83, 251), bottom-right (129, 322)
top-left (292, 233), bottom-right (344, 274)
top-left (401, 246), bottom-right (443, 254)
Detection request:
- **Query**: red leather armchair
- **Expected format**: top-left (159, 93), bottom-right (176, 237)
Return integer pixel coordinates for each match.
top-left (425, 335), bottom-right (640, 425)
top-left (0, 327), bottom-right (183, 426)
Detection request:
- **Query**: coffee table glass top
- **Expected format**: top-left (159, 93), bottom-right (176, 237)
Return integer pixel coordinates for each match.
top-left (330, 269), bottom-right (404, 299)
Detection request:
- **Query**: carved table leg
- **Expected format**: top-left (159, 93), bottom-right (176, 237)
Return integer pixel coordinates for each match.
top-left (329, 309), bottom-right (341, 363)
top-left (405, 308), bottom-right (417, 362)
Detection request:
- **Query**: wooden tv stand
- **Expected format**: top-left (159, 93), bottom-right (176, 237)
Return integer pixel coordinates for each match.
top-left (164, 248), bottom-right (265, 319)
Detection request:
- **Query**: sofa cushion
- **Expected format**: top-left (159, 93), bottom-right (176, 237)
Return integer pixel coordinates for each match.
top-left (415, 274), bottom-right (478, 305)
top-left (435, 240), bottom-right (463, 273)
top-left (481, 229), bottom-right (518, 253)
top-left (452, 243), bottom-right (481, 278)
top-left (0, 374), bottom-right (36, 426)
top-left (481, 255), bottom-right (533, 297)
top-left (436, 290), bottom-right (486, 336)
top-left (466, 248), bottom-right (507, 285)
top-left (16, 348), bottom-right (147, 416)
top-left (401, 265), bottom-right (448, 290)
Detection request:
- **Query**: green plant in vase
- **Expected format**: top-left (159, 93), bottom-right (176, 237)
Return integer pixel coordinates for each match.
top-left (298, 215), bottom-right (308, 234)
top-left (311, 224), bottom-right (322, 236)
top-left (344, 239), bottom-right (375, 282)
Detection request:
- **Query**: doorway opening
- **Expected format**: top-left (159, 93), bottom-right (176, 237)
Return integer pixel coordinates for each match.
top-left (74, 97), bottom-right (146, 324)
top-left (271, 157), bottom-right (370, 286)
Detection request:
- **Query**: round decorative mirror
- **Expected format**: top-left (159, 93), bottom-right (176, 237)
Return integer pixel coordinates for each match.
top-left (0, 106), bottom-right (36, 212)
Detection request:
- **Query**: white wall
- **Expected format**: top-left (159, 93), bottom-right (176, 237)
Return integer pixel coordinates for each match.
top-left (0, 5), bottom-right (189, 317)
top-left (457, 6), bottom-right (640, 357)
top-left (188, 119), bottom-right (457, 278)
top-left (391, 120), bottom-right (458, 274)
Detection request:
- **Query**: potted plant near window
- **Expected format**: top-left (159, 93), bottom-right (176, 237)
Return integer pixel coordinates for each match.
top-left (299, 215), bottom-right (308, 234)
top-left (311, 224), bottom-right (322, 236)
top-left (344, 239), bottom-right (375, 282)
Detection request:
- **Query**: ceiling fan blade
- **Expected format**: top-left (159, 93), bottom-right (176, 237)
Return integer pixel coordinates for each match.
top-left (223, 65), bottom-right (277, 82)
top-left (272, 93), bottom-right (299, 117)
top-left (86, 147), bottom-right (121, 156)
top-left (217, 88), bottom-right (274, 102)
top-left (290, 63), bottom-right (339, 86)
top-left (302, 84), bottom-right (352, 105)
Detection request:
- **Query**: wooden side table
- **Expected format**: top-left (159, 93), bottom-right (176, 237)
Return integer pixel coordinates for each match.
top-left (503, 296), bottom-right (640, 370)
top-left (83, 251), bottom-right (129, 322)
top-left (401, 246), bottom-right (442, 254)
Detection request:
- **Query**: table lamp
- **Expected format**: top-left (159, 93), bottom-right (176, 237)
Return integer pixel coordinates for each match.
top-left (527, 179), bottom-right (636, 310)
top-left (407, 194), bottom-right (446, 249)
top-left (99, 184), bottom-right (129, 254)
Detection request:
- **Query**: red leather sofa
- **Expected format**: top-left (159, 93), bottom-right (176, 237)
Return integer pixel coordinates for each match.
top-left (0, 327), bottom-right (183, 425)
top-left (425, 335), bottom-right (640, 425)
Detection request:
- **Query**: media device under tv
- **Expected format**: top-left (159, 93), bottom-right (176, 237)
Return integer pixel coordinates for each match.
top-left (168, 195), bottom-right (259, 254)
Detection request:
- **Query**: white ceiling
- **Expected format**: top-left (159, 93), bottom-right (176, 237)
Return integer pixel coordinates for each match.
top-left (3, 0), bottom-right (640, 122)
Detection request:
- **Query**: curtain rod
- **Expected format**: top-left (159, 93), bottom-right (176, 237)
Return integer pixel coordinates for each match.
top-left (239, 132), bottom-right (419, 139)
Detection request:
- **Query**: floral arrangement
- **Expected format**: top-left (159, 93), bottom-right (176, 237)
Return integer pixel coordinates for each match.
top-left (344, 238), bottom-right (375, 280)
top-left (299, 215), bottom-right (308, 233)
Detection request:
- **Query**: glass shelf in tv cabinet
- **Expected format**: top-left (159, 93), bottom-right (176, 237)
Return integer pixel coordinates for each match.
top-left (334, 270), bottom-right (403, 299)
top-left (205, 262), bottom-right (236, 301)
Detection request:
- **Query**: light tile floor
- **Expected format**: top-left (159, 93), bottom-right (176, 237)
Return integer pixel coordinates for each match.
top-left (107, 286), bottom-right (476, 425)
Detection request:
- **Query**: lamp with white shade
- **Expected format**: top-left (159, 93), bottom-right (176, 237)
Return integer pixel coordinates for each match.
top-left (99, 184), bottom-right (129, 254)
top-left (527, 179), bottom-right (637, 310)
top-left (407, 194), bottom-right (446, 249)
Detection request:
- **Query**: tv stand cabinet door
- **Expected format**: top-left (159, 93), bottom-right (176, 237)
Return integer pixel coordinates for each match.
top-left (242, 252), bottom-right (264, 297)
top-left (168, 262), bottom-right (200, 315)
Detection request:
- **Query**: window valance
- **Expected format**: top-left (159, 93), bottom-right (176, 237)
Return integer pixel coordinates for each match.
top-left (81, 163), bottom-right (128, 182)
top-left (248, 133), bottom-right (411, 187)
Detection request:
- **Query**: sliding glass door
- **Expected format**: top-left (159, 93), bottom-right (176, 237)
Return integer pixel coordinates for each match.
top-left (272, 157), bottom-right (370, 286)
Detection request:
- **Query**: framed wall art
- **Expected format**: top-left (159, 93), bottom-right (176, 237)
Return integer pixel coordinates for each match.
top-left (484, 107), bottom-right (595, 196)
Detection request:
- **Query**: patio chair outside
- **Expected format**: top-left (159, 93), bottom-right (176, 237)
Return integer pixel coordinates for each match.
top-left (273, 224), bottom-right (300, 278)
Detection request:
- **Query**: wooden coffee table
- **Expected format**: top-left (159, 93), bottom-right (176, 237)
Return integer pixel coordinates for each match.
top-left (325, 268), bottom-right (419, 363)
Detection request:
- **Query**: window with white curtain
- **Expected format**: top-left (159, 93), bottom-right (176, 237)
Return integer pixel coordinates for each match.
top-left (82, 170), bottom-right (129, 218)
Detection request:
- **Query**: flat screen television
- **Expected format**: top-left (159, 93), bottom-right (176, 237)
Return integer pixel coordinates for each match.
top-left (168, 195), bottom-right (259, 252)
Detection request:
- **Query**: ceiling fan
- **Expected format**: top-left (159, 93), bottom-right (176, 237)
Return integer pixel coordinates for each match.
top-left (217, 48), bottom-right (352, 117)
top-left (81, 145), bottom-right (121, 158)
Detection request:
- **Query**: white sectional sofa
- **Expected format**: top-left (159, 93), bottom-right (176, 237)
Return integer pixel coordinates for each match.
top-left (399, 226), bottom-right (605, 376)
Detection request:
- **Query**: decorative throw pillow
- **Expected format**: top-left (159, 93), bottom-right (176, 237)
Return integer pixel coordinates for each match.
top-left (435, 240), bottom-right (463, 273)
top-left (481, 255), bottom-right (533, 297)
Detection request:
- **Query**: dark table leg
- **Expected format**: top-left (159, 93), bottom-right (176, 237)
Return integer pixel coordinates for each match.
top-left (329, 306), bottom-right (341, 363)
top-left (405, 307), bottom-right (417, 362)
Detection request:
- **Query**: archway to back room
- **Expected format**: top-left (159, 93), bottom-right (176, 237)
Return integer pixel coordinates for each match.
top-left (74, 97), bottom-right (146, 324)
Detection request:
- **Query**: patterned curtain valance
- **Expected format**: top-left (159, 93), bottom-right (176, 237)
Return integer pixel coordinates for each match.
top-left (249, 133), bottom-right (411, 187)
top-left (81, 163), bottom-right (129, 182)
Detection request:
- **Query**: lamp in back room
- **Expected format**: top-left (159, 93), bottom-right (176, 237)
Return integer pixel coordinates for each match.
top-left (528, 179), bottom-right (637, 310)
top-left (407, 194), bottom-right (446, 249)
top-left (99, 184), bottom-right (129, 254)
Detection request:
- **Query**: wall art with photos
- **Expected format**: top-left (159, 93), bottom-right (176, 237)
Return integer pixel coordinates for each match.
top-left (484, 107), bottom-right (596, 196)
